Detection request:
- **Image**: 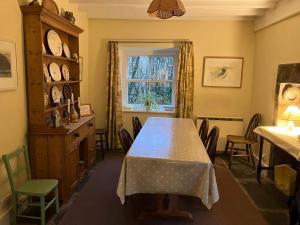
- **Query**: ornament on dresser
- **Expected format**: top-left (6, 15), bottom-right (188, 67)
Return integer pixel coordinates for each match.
top-left (51, 86), bottom-right (61, 104)
top-left (70, 93), bottom-right (79, 123)
top-left (43, 64), bottom-right (51, 83)
top-left (61, 9), bottom-right (75, 24)
top-left (52, 109), bottom-right (61, 128)
top-left (62, 43), bottom-right (71, 59)
top-left (42, 43), bottom-right (46, 55)
top-left (61, 64), bottom-right (70, 81)
top-left (72, 53), bottom-right (79, 63)
top-left (46, 29), bottom-right (62, 57)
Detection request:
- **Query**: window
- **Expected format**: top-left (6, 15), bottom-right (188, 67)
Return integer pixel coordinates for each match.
top-left (121, 48), bottom-right (178, 112)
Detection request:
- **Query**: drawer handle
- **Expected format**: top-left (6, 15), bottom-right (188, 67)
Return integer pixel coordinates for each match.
top-left (74, 133), bottom-right (80, 138)
top-left (78, 160), bottom-right (85, 165)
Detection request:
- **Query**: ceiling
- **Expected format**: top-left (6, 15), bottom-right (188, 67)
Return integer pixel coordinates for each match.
top-left (70, 0), bottom-right (282, 20)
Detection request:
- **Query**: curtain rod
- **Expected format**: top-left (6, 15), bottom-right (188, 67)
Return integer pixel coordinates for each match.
top-left (108, 40), bottom-right (192, 44)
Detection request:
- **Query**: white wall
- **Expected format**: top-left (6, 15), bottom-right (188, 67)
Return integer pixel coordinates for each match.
top-left (251, 14), bottom-right (300, 163)
top-left (0, 0), bottom-right (89, 223)
top-left (88, 19), bottom-right (255, 133)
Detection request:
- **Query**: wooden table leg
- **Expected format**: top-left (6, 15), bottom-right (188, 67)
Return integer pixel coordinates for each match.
top-left (257, 137), bottom-right (264, 183)
top-left (139, 194), bottom-right (193, 222)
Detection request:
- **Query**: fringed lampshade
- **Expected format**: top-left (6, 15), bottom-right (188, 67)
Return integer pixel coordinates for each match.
top-left (147, 0), bottom-right (185, 19)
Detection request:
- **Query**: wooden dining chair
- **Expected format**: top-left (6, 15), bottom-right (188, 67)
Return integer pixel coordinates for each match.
top-left (204, 126), bottom-right (219, 164)
top-left (2, 146), bottom-right (59, 225)
top-left (224, 113), bottom-right (262, 169)
top-left (198, 118), bottom-right (209, 143)
top-left (132, 116), bottom-right (142, 139)
top-left (118, 128), bottom-right (133, 154)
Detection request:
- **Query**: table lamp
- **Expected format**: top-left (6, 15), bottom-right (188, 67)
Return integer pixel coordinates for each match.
top-left (279, 105), bottom-right (300, 130)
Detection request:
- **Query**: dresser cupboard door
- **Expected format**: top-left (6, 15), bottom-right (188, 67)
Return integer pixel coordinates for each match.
top-left (67, 145), bottom-right (79, 191)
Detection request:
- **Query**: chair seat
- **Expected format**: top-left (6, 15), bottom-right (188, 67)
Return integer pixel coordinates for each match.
top-left (16, 179), bottom-right (58, 196)
top-left (227, 135), bottom-right (255, 144)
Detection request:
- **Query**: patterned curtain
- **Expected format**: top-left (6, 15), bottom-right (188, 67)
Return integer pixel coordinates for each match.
top-left (106, 42), bottom-right (123, 150)
top-left (176, 42), bottom-right (194, 118)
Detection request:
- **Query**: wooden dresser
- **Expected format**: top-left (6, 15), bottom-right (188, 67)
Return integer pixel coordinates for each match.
top-left (21, 2), bottom-right (96, 202)
top-left (28, 116), bottom-right (96, 202)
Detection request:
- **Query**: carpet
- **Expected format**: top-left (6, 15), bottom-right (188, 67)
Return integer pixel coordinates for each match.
top-left (57, 152), bottom-right (269, 225)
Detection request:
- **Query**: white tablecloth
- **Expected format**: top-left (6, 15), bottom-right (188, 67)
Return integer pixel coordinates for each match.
top-left (116, 117), bottom-right (219, 209)
top-left (254, 126), bottom-right (300, 160)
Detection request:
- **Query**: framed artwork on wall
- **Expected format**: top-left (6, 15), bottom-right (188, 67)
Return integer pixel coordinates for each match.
top-left (0, 41), bottom-right (17, 91)
top-left (202, 57), bottom-right (244, 88)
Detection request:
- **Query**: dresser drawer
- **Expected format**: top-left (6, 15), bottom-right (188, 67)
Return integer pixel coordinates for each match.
top-left (84, 118), bottom-right (96, 136)
top-left (67, 127), bottom-right (84, 145)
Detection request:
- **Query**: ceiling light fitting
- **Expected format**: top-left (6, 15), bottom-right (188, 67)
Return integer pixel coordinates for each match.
top-left (147, 0), bottom-right (185, 19)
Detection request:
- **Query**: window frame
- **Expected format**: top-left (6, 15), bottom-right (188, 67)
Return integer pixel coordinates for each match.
top-left (120, 47), bottom-right (179, 112)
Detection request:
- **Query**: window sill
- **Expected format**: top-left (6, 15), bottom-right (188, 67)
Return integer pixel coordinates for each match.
top-left (122, 106), bottom-right (176, 114)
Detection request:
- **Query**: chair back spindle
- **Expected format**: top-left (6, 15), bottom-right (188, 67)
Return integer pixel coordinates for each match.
top-left (2, 146), bottom-right (31, 192)
top-left (204, 126), bottom-right (219, 164)
top-left (198, 118), bottom-right (209, 143)
top-left (119, 128), bottom-right (134, 154)
top-left (132, 116), bottom-right (142, 139)
top-left (245, 113), bottom-right (262, 142)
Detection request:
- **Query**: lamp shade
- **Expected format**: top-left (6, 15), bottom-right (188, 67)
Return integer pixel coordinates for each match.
top-left (147, 0), bottom-right (185, 19)
top-left (279, 105), bottom-right (300, 121)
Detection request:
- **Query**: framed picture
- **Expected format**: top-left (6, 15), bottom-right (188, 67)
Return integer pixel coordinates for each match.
top-left (79, 56), bottom-right (83, 81)
top-left (0, 41), bottom-right (17, 91)
top-left (80, 104), bottom-right (92, 116)
top-left (202, 57), bottom-right (244, 88)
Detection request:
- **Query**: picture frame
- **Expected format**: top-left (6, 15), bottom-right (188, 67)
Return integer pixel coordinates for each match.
top-left (202, 57), bottom-right (244, 88)
top-left (0, 40), bottom-right (17, 91)
top-left (80, 103), bottom-right (92, 117)
top-left (79, 56), bottom-right (83, 81)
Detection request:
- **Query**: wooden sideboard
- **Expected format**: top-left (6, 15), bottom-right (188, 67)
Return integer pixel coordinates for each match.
top-left (28, 115), bottom-right (96, 202)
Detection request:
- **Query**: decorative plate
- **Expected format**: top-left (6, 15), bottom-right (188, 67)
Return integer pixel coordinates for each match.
top-left (49, 62), bottom-right (62, 81)
top-left (51, 86), bottom-right (61, 104)
top-left (46, 29), bottom-right (62, 56)
top-left (63, 43), bottom-right (71, 58)
top-left (42, 43), bottom-right (46, 55)
top-left (43, 64), bottom-right (51, 83)
top-left (61, 64), bottom-right (70, 81)
top-left (63, 84), bottom-right (72, 100)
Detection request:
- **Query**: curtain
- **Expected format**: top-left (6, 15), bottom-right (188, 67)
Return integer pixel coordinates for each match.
top-left (176, 42), bottom-right (194, 118)
top-left (106, 42), bottom-right (123, 150)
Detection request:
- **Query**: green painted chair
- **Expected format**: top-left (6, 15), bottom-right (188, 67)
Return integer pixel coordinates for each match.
top-left (2, 146), bottom-right (59, 225)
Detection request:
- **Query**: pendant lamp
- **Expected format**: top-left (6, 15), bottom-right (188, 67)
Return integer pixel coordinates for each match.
top-left (147, 0), bottom-right (185, 19)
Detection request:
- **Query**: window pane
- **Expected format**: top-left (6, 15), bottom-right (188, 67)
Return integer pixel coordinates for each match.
top-left (128, 82), bottom-right (173, 106)
top-left (149, 82), bottom-right (173, 105)
top-left (128, 82), bottom-right (146, 104)
top-left (128, 56), bottom-right (175, 80)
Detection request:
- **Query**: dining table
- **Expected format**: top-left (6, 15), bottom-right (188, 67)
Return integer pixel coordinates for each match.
top-left (116, 117), bottom-right (219, 220)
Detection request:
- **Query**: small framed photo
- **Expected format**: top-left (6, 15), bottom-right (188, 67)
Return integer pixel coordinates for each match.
top-left (79, 56), bottom-right (83, 81)
top-left (80, 104), bottom-right (92, 116)
top-left (0, 40), bottom-right (17, 91)
top-left (202, 57), bottom-right (244, 88)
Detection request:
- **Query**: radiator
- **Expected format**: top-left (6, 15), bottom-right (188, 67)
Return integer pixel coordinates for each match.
top-left (196, 116), bottom-right (244, 151)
